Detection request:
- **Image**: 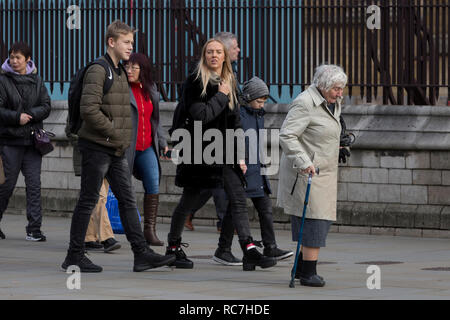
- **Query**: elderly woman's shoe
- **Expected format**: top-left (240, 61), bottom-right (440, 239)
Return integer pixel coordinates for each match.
top-left (300, 274), bottom-right (326, 287)
top-left (294, 254), bottom-right (324, 281)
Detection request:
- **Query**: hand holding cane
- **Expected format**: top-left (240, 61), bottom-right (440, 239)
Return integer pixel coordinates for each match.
top-left (289, 167), bottom-right (319, 288)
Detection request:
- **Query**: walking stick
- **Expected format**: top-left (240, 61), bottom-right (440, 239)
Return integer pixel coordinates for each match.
top-left (289, 168), bottom-right (319, 288)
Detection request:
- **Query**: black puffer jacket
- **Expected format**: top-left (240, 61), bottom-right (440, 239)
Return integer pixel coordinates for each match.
top-left (0, 67), bottom-right (51, 146)
top-left (174, 73), bottom-right (242, 189)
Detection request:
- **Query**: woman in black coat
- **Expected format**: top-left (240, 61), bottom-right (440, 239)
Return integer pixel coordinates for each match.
top-left (166, 39), bottom-right (276, 271)
top-left (0, 42), bottom-right (51, 241)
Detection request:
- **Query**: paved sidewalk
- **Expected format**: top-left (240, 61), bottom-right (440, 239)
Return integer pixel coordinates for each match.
top-left (0, 213), bottom-right (449, 300)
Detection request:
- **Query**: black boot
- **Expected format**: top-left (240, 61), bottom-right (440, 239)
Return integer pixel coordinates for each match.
top-left (61, 251), bottom-right (103, 273)
top-left (299, 260), bottom-right (325, 287)
top-left (0, 227), bottom-right (5, 239)
top-left (133, 246), bottom-right (176, 272)
top-left (165, 239), bottom-right (194, 269)
top-left (240, 238), bottom-right (276, 271)
top-left (294, 252), bottom-right (324, 281)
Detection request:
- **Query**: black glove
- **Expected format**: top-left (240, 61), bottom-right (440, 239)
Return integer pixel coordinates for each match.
top-left (339, 115), bottom-right (355, 147)
top-left (339, 147), bottom-right (351, 163)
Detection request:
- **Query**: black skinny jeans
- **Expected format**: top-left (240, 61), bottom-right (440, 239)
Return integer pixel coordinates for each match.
top-left (218, 192), bottom-right (276, 249)
top-left (168, 165), bottom-right (252, 247)
top-left (186, 188), bottom-right (228, 227)
top-left (68, 146), bottom-right (147, 255)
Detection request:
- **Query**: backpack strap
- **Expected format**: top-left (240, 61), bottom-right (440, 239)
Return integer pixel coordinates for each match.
top-left (91, 58), bottom-right (114, 95)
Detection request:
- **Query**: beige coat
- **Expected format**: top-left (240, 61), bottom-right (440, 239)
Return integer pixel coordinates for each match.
top-left (277, 85), bottom-right (341, 221)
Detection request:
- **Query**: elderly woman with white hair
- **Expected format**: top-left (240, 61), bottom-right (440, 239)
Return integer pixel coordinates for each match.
top-left (277, 64), bottom-right (348, 287)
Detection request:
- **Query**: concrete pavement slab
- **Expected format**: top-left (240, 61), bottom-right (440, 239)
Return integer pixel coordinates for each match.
top-left (0, 213), bottom-right (449, 300)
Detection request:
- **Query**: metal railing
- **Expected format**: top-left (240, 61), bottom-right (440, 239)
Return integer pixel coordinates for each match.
top-left (301, 0), bottom-right (449, 105)
top-left (0, 0), bottom-right (449, 105)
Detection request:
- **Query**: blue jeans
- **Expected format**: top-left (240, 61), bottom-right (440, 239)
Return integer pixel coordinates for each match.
top-left (134, 146), bottom-right (159, 195)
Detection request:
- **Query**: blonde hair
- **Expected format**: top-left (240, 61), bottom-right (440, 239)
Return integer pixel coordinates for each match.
top-left (105, 20), bottom-right (136, 46)
top-left (195, 39), bottom-right (237, 110)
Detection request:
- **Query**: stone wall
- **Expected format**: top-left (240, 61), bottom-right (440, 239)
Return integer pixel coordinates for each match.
top-left (335, 105), bottom-right (450, 237)
top-left (5, 101), bottom-right (450, 237)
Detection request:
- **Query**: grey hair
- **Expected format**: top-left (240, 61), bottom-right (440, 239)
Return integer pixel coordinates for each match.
top-left (214, 32), bottom-right (238, 50)
top-left (312, 64), bottom-right (348, 91)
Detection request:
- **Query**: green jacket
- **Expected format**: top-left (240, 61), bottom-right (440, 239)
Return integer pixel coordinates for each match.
top-left (77, 55), bottom-right (132, 157)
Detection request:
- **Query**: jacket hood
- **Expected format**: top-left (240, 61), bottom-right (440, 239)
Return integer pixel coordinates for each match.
top-left (1, 58), bottom-right (37, 75)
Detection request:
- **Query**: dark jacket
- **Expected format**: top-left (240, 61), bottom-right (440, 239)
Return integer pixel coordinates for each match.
top-left (127, 84), bottom-right (168, 181)
top-left (77, 54), bottom-right (132, 157)
top-left (71, 85), bottom-right (168, 178)
top-left (174, 73), bottom-right (242, 189)
top-left (239, 105), bottom-right (272, 197)
top-left (0, 62), bottom-right (51, 146)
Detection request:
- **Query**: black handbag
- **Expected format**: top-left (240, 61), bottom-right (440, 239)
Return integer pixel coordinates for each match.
top-left (32, 128), bottom-right (55, 156)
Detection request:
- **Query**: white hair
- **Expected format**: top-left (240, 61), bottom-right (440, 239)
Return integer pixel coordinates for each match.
top-left (214, 32), bottom-right (237, 50)
top-left (312, 64), bottom-right (348, 91)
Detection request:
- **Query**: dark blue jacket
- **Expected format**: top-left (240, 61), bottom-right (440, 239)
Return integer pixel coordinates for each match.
top-left (240, 105), bottom-right (272, 198)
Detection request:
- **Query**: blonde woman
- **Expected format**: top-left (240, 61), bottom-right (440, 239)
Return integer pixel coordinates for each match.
top-left (166, 39), bottom-right (276, 271)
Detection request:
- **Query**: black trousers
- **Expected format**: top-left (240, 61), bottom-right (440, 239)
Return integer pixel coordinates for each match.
top-left (68, 146), bottom-right (147, 255)
top-left (218, 192), bottom-right (276, 249)
top-left (189, 188), bottom-right (228, 227)
top-left (168, 165), bottom-right (251, 245)
top-left (0, 145), bottom-right (42, 233)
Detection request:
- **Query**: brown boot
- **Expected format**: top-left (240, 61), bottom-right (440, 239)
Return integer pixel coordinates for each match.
top-left (143, 194), bottom-right (164, 246)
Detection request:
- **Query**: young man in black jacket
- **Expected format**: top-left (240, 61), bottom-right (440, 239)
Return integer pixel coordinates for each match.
top-left (0, 42), bottom-right (51, 241)
top-left (61, 20), bottom-right (175, 272)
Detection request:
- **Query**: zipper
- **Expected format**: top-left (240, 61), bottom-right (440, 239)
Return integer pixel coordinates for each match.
top-left (139, 91), bottom-right (145, 148)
